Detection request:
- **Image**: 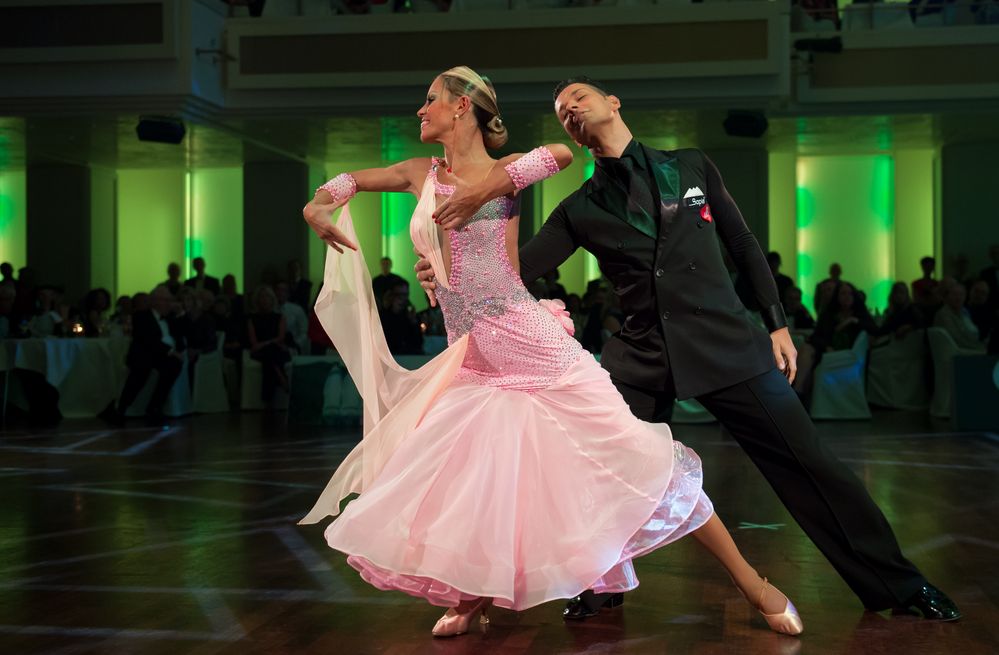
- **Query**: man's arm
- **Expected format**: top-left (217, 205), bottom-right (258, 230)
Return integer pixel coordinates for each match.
top-left (704, 154), bottom-right (796, 381)
top-left (704, 155), bottom-right (786, 332)
top-left (519, 203), bottom-right (580, 285)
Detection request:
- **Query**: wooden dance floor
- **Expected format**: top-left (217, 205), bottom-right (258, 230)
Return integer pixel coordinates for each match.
top-left (0, 410), bottom-right (996, 654)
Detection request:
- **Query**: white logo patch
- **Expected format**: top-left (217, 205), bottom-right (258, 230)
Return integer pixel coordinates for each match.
top-left (683, 186), bottom-right (704, 199)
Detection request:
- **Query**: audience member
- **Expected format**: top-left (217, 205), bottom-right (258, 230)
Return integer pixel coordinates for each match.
top-left (372, 257), bottom-right (407, 308)
top-left (795, 282), bottom-right (875, 396)
top-left (874, 281), bottom-right (924, 340)
top-left (0, 262), bottom-right (15, 288)
top-left (13, 266), bottom-right (37, 322)
top-left (185, 257), bottom-right (221, 295)
top-left (287, 259), bottom-right (313, 312)
top-left (934, 283), bottom-right (986, 351)
top-left (0, 284), bottom-right (17, 338)
top-left (276, 281), bottom-right (309, 354)
top-left (542, 269), bottom-right (569, 302)
top-left (101, 285), bottom-right (186, 425)
top-left (783, 286), bottom-right (815, 330)
top-left (247, 285), bottom-right (291, 405)
top-left (911, 256), bottom-right (939, 309)
top-left (221, 274), bottom-right (245, 319)
top-left (967, 279), bottom-right (995, 343)
top-left (813, 262), bottom-right (843, 315)
top-left (379, 280), bottom-right (423, 355)
top-left (417, 301), bottom-right (446, 337)
top-left (980, 243), bottom-right (999, 309)
top-left (108, 295), bottom-right (133, 337)
top-left (177, 288), bottom-right (218, 381)
top-left (768, 251), bottom-right (794, 306)
top-left (163, 262), bottom-right (183, 296)
top-left (82, 288), bottom-right (112, 337)
top-left (28, 287), bottom-right (69, 338)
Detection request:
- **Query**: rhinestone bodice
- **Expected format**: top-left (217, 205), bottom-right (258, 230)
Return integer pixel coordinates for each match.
top-left (427, 159), bottom-right (583, 391)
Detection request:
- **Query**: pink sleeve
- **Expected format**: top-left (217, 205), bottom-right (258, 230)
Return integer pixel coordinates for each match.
top-left (504, 146), bottom-right (561, 191)
top-left (316, 173), bottom-right (358, 203)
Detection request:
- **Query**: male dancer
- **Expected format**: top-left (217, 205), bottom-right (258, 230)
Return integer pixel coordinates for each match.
top-left (419, 77), bottom-right (959, 621)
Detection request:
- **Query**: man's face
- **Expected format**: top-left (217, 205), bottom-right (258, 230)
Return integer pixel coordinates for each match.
top-left (193, 258), bottom-right (205, 274)
top-left (380, 259), bottom-right (392, 276)
top-left (554, 83), bottom-right (619, 147)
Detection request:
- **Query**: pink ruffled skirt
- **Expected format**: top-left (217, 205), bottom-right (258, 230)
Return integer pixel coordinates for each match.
top-left (324, 354), bottom-right (713, 611)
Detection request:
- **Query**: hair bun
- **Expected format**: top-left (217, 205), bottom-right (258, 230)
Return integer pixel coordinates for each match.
top-left (483, 115), bottom-right (508, 149)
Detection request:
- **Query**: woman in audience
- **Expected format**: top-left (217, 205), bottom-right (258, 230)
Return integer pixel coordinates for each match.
top-left (874, 281), bottom-right (924, 341)
top-left (82, 288), bottom-right (112, 337)
top-left (247, 285), bottom-right (291, 404)
top-left (966, 279), bottom-right (995, 344)
top-left (782, 286), bottom-right (815, 330)
top-left (934, 283), bottom-right (986, 351)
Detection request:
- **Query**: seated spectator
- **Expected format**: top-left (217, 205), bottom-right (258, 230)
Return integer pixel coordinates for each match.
top-left (379, 281), bottom-right (423, 355)
top-left (13, 266), bottom-right (37, 323)
top-left (0, 284), bottom-right (17, 338)
top-left (417, 301), bottom-right (446, 337)
top-left (874, 282), bottom-right (924, 340)
top-left (967, 279), bottom-right (995, 342)
top-left (275, 281), bottom-right (309, 354)
top-left (101, 285), bottom-right (186, 425)
top-left (28, 287), bottom-right (69, 338)
top-left (247, 286), bottom-right (291, 404)
top-left (542, 269), bottom-right (568, 302)
top-left (782, 286), bottom-right (815, 331)
top-left (287, 259), bottom-right (313, 312)
top-left (934, 283), bottom-right (986, 351)
top-left (108, 295), bottom-right (133, 337)
top-left (185, 257), bottom-right (221, 295)
top-left (162, 262), bottom-right (183, 296)
top-left (178, 288), bottom-right (218, 383)
top-left (981, 243), bottom-right (999, 309)
top-left (221, 274), bottom-right (245, 320)
top-left (795, 282), bottom-right (875, 396)
top-left (372, 257), bottom-right (406, 309)
top-left (82, 288), bottom-right (112, 337)
top-left (565, 293), bottom-right (585, 339)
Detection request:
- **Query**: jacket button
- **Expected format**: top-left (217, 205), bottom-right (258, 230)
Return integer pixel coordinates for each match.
top-left (688, 262), bottom-right (696, 271)
top-left (695, 307), bottom-right (703, 315)
top-left (617, 241), bottom-right (624, 249)
top-left (655, 268), bottom-right (664, 278)
top-left (662, 311), bottom-right (670, 321)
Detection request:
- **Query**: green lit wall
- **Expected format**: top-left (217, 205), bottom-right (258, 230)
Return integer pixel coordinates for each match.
top-left (538, 150), bottom-right (589, 295)
top-left (90, 166), bottom-right (116, 297)
top-left (117, 169), bottom-right (185, 296)
top-left (796, 155), bottom-right (894, 312)
top-left (0, 169), bottom-right (26, 270)
top-left (189, 167), bottom-right (243, 284)
top-left (893, 150), bottom-right (935, 290)
top-left (768, 152), bottom-right (798, 283)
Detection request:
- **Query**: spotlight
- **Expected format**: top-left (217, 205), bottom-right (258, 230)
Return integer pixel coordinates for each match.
top-left (136, 116), bottom-right (186, 144)
top-left (723, 111), bottom-right (768, 139)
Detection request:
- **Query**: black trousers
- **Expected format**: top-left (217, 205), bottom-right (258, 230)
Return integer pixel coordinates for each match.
top-left (119, 352), bottom-right (182, 416)
top-left (611, 367), bottom-right (926, 610)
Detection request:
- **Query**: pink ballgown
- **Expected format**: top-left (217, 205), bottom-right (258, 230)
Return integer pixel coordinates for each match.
top-left (300, 158), bottom-right (714, 611)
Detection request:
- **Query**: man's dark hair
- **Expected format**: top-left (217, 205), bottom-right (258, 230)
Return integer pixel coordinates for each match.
top-left (552, 76), bottom-right (610, 103)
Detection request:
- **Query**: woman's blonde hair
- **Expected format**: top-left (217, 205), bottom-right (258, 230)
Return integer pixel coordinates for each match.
top-left (439, 66), bottom-right (508, 150)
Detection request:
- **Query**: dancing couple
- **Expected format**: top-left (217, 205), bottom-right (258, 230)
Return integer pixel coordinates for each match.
top-left (299, 65), bottom-right (959, 638)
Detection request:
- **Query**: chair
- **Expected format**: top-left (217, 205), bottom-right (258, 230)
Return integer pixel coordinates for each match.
top-left (192, 333), bottom-right (229, 414)
top-left (866, 329), bottom-right (929, 410)
top-left (810, 331), bottom-right (871, 420)
top-left (240, 350), bottom-right (289, 411)
top-left (926, 327), bottom-right (983, 418)
top-left (124, 357), bottom-right (193, 418)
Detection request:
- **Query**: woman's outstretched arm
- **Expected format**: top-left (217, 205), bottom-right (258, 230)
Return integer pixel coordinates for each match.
top-left (304, 158), bottom-right (431, 252)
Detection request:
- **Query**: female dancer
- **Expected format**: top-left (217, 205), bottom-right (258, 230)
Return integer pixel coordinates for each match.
top-left (300, 66), bottom-right (803, 638)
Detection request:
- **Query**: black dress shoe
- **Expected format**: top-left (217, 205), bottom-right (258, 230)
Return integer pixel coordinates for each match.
top-left (563, 591), bottom-right (624, 620)
top-left (894, 584), bottom-right (961, 621)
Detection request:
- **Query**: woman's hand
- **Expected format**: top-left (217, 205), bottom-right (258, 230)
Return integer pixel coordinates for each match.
top-left (414, 249), bottom-right (438, 307)
top-left (303, 201), bottom-right (358, 253)
top-left (433, 175), bottom-right (487, 231)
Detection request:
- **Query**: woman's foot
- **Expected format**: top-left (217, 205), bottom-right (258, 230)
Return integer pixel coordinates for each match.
top-left (740, 576), bottom-right (804, 636)
top-left (431, 597), bottom-right (492, 637)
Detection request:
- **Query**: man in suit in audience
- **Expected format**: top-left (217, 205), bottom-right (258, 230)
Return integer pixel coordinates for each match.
top-left (101, 285), bottom-right (185, 424)
top-left (184, 257), bottom-right (221, 296)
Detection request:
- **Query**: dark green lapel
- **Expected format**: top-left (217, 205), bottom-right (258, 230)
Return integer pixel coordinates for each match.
top-left (643, 145), bottom-right (681, 229)
top-left (586, 163), bottom-right (658, 240)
